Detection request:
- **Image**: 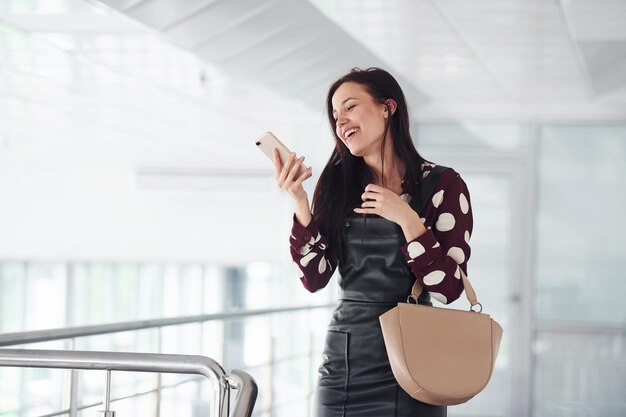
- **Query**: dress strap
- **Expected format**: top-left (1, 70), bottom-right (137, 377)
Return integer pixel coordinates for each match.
top-left (413, 164), bottom-right (449, 214)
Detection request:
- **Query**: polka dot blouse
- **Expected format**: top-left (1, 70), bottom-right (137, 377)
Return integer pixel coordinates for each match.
top-left (289, 165), bottom-right (473, 305)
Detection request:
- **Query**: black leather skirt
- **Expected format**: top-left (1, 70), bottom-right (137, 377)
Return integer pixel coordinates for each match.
top-left (312, 211), bottom-right (448, 417)
top-left (314, 300), bottom-right (446, 417)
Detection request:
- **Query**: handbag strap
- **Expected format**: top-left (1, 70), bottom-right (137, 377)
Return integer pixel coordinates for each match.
top-left (409, 163), bottom-right (483, 312)
top-left (411, 273), bottom-right (482, 312)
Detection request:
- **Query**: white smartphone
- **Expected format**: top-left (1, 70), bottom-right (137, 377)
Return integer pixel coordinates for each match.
top-left (255, 131), bottom-right (308, 178)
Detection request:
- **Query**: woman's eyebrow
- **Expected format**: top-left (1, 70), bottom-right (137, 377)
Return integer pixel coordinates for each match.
top-left (341, 97), bottom-right (356, 105)
top-left (333, 97), bottom-right (357, 115)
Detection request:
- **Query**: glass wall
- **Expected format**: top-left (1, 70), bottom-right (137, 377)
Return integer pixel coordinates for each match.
top-left (533, 125), bottom-right (626, 416)
top-left (0, 261), bottom-right (335, 417)
top-left (415, 122), bottom-right (626, 417)
top-left (416, 122), bottom-right (527, 417)
top-left (2, 123), bottom-right (625, 417)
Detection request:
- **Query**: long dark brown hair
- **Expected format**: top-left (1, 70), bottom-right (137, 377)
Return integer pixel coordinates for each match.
top-left (311, 67), bottom-right (430, 265)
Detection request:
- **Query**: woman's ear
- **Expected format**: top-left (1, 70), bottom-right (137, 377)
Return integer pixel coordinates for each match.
top-left (385, 99), bottom-right (397, 117)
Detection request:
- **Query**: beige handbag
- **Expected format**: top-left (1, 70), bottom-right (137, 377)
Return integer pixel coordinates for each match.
top-left (379, 273), bottom-right (503, 406)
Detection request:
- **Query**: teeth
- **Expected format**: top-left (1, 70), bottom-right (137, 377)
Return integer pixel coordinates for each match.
top-left (345, 128), bottom-right (358, 139)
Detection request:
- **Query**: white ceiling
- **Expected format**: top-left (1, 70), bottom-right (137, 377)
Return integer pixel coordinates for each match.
top-left (98, 0), bottom-right (626, 119)
top-left (0, 0), bottom-right (625, 173)
top-left (0, 0), bottom-right (624, 262)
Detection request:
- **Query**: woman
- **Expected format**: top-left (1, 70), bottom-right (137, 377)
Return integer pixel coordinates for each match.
top-left (274, 67), bottom-right (473, 417)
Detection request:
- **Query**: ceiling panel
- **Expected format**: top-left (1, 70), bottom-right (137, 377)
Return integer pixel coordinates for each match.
top-left (578, 40), bottom-right (626, 94)
top-left (564, 0), bottom-right (626, 41)
top-left (98, 0), bottom-right (430, 110)
top-left (560, 0), bottom-right (626, 97)
top-left (120, 0), bottom-right (221, 32)
top-left (432, 0), bottom-right (588, 99)
top-left (0, 2), bottom-right (320, 172)
top-left (1, 0), bottom-right (625, 174)
top-left (308, 0), bottom-right (504, 100)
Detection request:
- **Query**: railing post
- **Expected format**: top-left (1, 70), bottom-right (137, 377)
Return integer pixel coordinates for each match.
top-left (220, 376), bottom-right (230, 417)
top-left (268, 336), bottom-right (275, 417)
top-left (97, 370), bottom-right (115, 417)
top-left (63, 337), bottom-right (78, 417)
top-left (156, 327), bottom-right (162, 417)
top-left (307, 331), bottom-right (314, 417)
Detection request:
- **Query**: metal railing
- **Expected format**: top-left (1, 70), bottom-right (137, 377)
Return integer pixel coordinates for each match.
top-left (0, 304), bottom-right (334, 347)
top-left (0, 349), bottom-right (256, 417)
top-left (0, 304), bottom-right (334, 417)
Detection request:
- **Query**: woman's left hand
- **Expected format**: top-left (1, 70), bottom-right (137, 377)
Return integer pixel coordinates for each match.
top-left (354, 183), bottom-right (422, 228)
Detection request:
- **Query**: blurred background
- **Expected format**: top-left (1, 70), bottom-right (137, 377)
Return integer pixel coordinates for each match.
top-left (0, 0), bottom-right (625, 416)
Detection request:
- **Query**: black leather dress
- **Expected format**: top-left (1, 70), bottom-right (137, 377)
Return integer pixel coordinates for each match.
top-left (314, 166), bottom-right (448, 417)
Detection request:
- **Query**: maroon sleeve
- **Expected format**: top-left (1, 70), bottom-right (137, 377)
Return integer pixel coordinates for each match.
top-left (400, 171), bottom-right (473, 305)
top-left (289, 214), bottom-right (337, 292)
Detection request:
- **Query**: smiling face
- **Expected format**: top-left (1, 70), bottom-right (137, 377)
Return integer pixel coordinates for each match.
top-left (331, 81), bottom-right (389, 158)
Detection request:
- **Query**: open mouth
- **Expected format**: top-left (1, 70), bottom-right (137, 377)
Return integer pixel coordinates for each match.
top-left (344, 127), bottom-right (359, 141)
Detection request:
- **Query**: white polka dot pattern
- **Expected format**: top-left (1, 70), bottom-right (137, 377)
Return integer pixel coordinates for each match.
top-left (423, 270), bottom-right (445, 286)
top-left (289, 212), bottom-right (336, 292)
top-left (288, 165), bottom-right (472, 298)
top-left (299, 244), bottom-right (311, 256)
top-left (436, 213), bottom-right (455, 232)
top-left (432, 190), bottom-right (444, 208)
top-left (459, 193), bottom-right (469, 214)
top-left (407, 241), bottom-right (425, 258)
top-left (447, 247), bottom-right (465, 264)
top-left (430, 292), bottom-right (448, 304)
top-left (318, 256), bottom-right (327, 274)
top-left (299, 233), bottom-right (321, 255)
top-left (295, 262), bottom-right (304, 278)
top-left (300, 251), bottom-right (318, 267)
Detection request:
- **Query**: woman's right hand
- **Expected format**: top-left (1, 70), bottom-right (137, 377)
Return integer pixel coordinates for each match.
top-left (274, 148), bottom-right (312, 203)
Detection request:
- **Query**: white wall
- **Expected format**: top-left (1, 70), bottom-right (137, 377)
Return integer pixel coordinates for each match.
top-left (0, 144), bottom-right (297, 263)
